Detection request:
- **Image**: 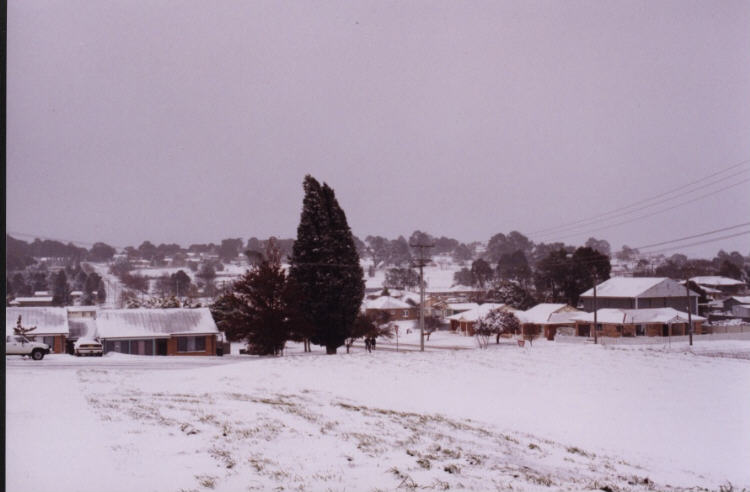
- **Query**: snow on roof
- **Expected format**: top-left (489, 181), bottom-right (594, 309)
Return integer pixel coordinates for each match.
top-left (68, 318), bottom-right (98, 339)
top-left (67, 306), bottom-right (97, 312)
top-left (95, 308), bottom-right (219, 339)
top-left (446, 302), bottom-right (479, 311)
top-left (729, 296), bottom-right (750, 304)
top-left (546, 311), bottom-right (581, 325)
top-left (365, 296), bottom-right (413, 310)
top-left (399, 292), bottom-right (421, 305)
top-left (33, 291), bottom-right (51, 297)
top-left (580, 277), bottom-right (698, 298)
top-left (11, 297), bottom-right (54, 303)
top-left (6, 307), bottom-right (69, 336)
top-left (426, 285), bottom-right (480, 294)
top-left (446, 303), bottom-right (510, 322)
top-left (691, 276), bottom-right (746, 287)
top-left (572, 308), bottom-right (706, 325)
top-left (518, 303), bottom-right (569, 324)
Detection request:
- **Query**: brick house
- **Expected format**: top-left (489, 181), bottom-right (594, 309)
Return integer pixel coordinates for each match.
top-left (572, 308), bottom-right (706, 337)
top-left (364, 296), bottom-right (418, 320)
top-left (446, 303), bottom-right (512, 336)
top-left (690, 276), bottom-right (748, 298)
top-left (517, 303), bottom-right (580, 340)
top-left (94, 308), bottom-right (219, 356)
top-left (6, 307), bottom-right (69, 353)
top-left (579, 277), bottom-right (699, 314)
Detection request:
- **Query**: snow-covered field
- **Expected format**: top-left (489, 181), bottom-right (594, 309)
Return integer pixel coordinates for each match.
top-left (7, 339), bottom-right (750, 492)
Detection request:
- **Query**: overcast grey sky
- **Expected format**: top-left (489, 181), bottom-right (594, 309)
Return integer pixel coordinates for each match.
top-left (7, 1), bottom-right (750, 257)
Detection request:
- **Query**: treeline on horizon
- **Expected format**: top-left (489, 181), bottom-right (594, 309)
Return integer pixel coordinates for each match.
top-left (6, 231), bottom-right (749, 278)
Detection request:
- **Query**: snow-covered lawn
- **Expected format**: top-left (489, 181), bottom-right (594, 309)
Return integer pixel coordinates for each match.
top-left (7, 340), bottom-right (750, 492)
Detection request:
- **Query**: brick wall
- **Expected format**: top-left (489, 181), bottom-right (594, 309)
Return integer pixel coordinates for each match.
top-left (167, 335), bottom-right (217, 356)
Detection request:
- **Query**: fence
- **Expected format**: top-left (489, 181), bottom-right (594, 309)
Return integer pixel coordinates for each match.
top-left (556, 326), bottom-right (750, 346)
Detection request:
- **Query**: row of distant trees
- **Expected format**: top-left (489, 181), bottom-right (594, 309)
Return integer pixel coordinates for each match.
top-left (6, 263), bottom-right (106, 306)
top-left (448, 246), bottom-right (611, 309)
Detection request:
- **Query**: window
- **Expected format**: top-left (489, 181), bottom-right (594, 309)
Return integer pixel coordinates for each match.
top-left (403, 310), bottom-right (410, 318)
top-left (596, 323), bottom-right (603, 331)
top-left (43, 336), bottom-right (55, 350)
top-left (177, 336), bottom-right (206, 353)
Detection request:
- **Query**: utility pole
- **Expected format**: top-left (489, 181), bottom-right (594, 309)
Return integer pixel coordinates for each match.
top-left (685, 275), bottom-right (693, 347)
top-left (592, 273), bottom-right (598, 344)
top-left (409, 242), bottom-right (434, 352)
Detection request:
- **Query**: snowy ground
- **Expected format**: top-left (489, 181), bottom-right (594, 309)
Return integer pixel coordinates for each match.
top-left (7, 338), bottom-right (750, 492)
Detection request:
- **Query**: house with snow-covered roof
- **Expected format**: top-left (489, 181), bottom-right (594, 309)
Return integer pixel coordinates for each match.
top-left (571, 308), bottom-right (706, 338)
top-left (517, 303), bottom-right (580, 340)
top-left (364, 296), bottom-right (418, 320)
top-left (6, 307), bottom-right (69, 353)
top-left (94, 308), bottom-right (219, 356)
top-left (721, 295), bottom-right (750, 312)
top-left (690, 276), bottom-right (747, 297)
top-left (579, 277), bottom-right (699, 314)
top-left (9, 296), bottom-right (55, 307)
top-left (446, 303), bottom-right (514, 336)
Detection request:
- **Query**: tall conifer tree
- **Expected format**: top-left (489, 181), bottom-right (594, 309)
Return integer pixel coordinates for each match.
top-left (289, 175), bottom-right (364, 354)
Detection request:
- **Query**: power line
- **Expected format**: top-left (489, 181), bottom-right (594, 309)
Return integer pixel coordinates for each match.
top-left (528, 158), bottom-right (750, 236)
top-left (637, 231), bottom-right (750, 256)
top-left (531, 167), bottom-right (750, 238)
top-left (537, 177), bottom-right (750, 242)
top-left (633, 222), bottom-right (750, 250)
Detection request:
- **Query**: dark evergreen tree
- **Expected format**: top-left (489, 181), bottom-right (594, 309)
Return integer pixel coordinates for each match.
top-left (210, 241), bottom-right (290, 355)
top-left (718, 259), bottom-right (743, 280)
top-left (496, 251), bottom-right (532, 285)
top-left (11, 273), bottom-right (31, 297)
top-left (365, 235), bottom-right (390, 267)
top-left (384, 267), bottom-right (419, 289)
top-left (470, 259), bottom-right (494, 289)
top-left (453, 267), bottom-right (474, 286)
top-left (96, 279), bottom-right (107, 303)
top-left (452, 243), bottom-right (473, 263)
top-left (288, 175), bottom-right (365, 354)
top-left (88, 242), bottom-right (117, 262)
top-left (387, 236), bottom-right (412, 266)
top-left (51, 270), bottom-right (71, 306)
top-left (74, 270), bottom-right (89, 291)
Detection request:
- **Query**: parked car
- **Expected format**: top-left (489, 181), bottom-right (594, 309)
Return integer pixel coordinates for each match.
top-left (5, 335), bottom-right (51, 360)
top-left (74, 338), bottom-right (103, 357)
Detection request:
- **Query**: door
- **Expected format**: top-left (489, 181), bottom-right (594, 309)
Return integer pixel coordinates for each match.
top-left (156, 338), bottom-right (168, 356)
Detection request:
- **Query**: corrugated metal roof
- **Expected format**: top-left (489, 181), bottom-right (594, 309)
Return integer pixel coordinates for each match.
top-left (446, 303), bottom-right (510, 322)
top-left (580, 277), bottom-right (699, 298)
top-left (365, 296), bottom-right (412, 310)
top-left (572, 308), bottom-right (706, 324)
top-left (518, 303), bottom-right (569, 324)
top-left (5, 307), bottom-right (69, 336)
top-left (95, 308), bottom-right (219, 339)
top-left (691, 276), bottom-right (746, 287)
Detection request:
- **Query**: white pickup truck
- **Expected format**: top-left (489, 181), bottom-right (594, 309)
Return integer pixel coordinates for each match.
top-left (5, 335), bottom-right (51, 360)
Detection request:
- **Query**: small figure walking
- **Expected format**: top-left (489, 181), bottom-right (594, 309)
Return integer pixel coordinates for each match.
top-left (365, 337), bottom-right (372, 353)
top-left (370, 337), bottom-right (376, 351)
